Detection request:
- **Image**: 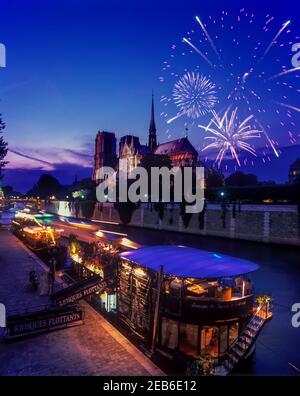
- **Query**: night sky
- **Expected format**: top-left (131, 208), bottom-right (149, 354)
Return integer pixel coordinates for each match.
top-left (0, 0), bottom-right (299, 192)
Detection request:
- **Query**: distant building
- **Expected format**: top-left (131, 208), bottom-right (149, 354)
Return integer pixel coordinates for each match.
top-left (289, 158), bottom-right (300, 184)
top-left (93, 131), bottom-right (117, 181)
top-left (93, 95), bottom-right (199, 181)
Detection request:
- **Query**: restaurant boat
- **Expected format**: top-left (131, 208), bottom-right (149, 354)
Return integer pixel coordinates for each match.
top-left (11, 210), bottom-right (66, 266)
top-left (68, 240), bottom-right (271, 375)
top-left (118, 246), bottom-right (271, 375)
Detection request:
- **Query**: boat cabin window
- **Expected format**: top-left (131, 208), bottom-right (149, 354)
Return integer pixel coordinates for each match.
top-left (200, 327), bottom-right (219, 358)
top-left (183, 276), bottom-right (253, 301)
top-left (179, 323), bottom-right (198, 357)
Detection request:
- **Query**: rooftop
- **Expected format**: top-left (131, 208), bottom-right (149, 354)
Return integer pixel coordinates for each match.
top-left (154, 137), bottom-right (198, 156)
top-left (120, 245), bottom-right (259, 279)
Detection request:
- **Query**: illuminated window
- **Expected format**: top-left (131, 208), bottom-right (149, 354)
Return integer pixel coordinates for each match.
top-left (179, 323), bottom-right (198, 357)
top-left (220, 325), bottom-right (228, 355)
top-left (229, 323), bottom-right (239, 347)
top-left (200, 327), bottom-right (219, 358)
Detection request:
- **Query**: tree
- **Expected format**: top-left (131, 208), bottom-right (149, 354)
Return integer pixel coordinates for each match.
top-left (138, 154), bottom-right (172, 201)
top-left (225, 171), bottom-right (258, 187)
top-left (1, 185), bottom-right (23, 198)
top-left (0, 114), bottom-right (8, 181)
top-left (71, 177), bottom-right (96, 201)
top-left (2, 185), bottom-right (13, 196)
top-left (206, 168), bottom-right (224, 188)
top-left (139, 154), bottom-right (172, 172)
top-left (27, 174), bottom-right (62, 199)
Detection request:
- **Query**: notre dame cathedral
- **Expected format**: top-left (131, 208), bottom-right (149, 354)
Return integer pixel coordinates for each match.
top-left (92, 95), bottom-right (199, 181)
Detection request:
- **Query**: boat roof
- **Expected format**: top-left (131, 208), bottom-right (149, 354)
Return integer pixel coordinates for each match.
top-left (119, 245), bottom-right (259, 279)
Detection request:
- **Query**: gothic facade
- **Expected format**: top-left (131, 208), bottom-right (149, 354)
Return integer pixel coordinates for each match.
top-left (93, 95), bottom-right (199, 181)
top-left (119, 135), bottom-right (148, 174)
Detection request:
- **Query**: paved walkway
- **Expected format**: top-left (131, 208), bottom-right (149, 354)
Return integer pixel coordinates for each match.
top-left (0, 229), bottom-right (163, 376)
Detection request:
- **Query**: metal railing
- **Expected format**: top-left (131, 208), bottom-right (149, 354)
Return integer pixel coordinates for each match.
top-left (218, 300), bottom-right (271, 374)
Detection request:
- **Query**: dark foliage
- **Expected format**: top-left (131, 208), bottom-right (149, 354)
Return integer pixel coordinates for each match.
top-left (154, 202), bottom-right (165, 221)
top-left (80, 201), bottom-right (96, 219)
top-left (199, 202), bottom-right (206, 230)
top-left (225, 171), bottom-right (258, 187)
top-left (232, 202), bottom-right (236, 219)
top-left (206, 168), bottom-right (224, 188)
top-left (114, 202), bottom-right (138, 225)
top-left (139, 154), bottom-right (172, 201)
top-left (180, 203), bottom-right (193, 229)
top-left (221, 201), bottom-right (228, 229)
top-left (27, 174), bottom-right (64, 199)
top-left (1, 185), bottom-right (24, 198)
top-left (205, 184), bottom-right (300, 204)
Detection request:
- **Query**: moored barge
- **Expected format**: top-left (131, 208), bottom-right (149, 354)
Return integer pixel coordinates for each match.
top-left (11, 210), bottom-right (66, 267)
top-left (67, 239), bottom-right (271, 375)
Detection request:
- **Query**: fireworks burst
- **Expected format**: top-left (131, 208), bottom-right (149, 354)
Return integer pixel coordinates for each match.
top-left (160, 8), bottom-right (300, 167)
top-left (168, 72), bottom-right (218, 123)
top-left (200, 108), bottom-right (261, 168)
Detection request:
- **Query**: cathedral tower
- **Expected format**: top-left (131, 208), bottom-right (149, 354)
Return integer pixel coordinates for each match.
top-left (93, 131), bottom-right (117, 182)
top-left (148, 94), bottom-right (157, 153)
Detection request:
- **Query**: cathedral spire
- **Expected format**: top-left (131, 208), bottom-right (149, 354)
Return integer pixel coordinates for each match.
top-left (148, 92), bottom-right (157, 152)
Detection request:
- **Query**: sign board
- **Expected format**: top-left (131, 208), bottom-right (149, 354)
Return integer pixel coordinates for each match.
top-left (5, 305), bottom-right (84, 340)
top-left (52, 275), bottom-right (115, 307)
top-left (118, 262), bottom-right (153, 340)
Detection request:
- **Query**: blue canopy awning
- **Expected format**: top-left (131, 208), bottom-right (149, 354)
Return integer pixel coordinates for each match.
top-left (119, 245), bottom-right (259, 279)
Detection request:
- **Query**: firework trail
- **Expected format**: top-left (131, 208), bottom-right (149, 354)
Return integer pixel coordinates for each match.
top-left (274, 101), bottom-right (300, 113)
top-left (195, 16), bottom-right (221, 60)
top-left (260, 20), bottom-right (291, 62)
top-left (200, 108), bottom-right (261, 168)
top-left (167, 72), bottom-right (218, 124)
top-left (269, 66), bottom-right (300, 81)
top-left (182, 38), bottom-right (214, 67)
top-left (254, 118), bottom-right (280, 158)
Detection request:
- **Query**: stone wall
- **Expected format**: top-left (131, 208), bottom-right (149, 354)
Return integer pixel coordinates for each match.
top-left (46, 201), bottom-right (300, 247)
